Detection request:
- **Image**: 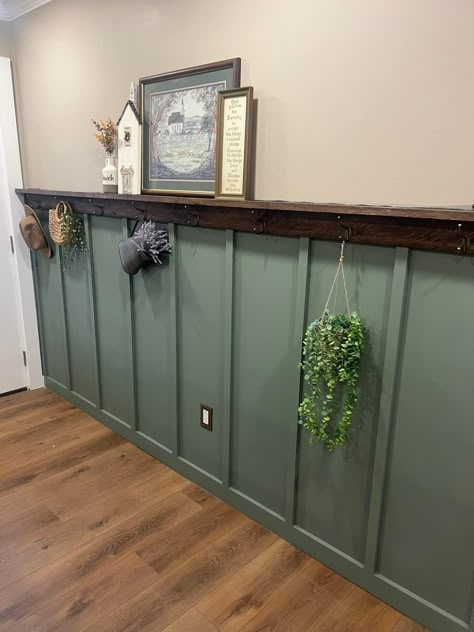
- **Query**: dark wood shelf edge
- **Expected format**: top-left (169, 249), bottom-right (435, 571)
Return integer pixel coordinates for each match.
top-left (16, 188), bottom-right (474, 220)
top-left (16, 188), bottom-right (474, 255)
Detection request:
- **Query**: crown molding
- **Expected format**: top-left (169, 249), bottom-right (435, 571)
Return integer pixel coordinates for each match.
top-left (0, 0), bottom-right (53, 21)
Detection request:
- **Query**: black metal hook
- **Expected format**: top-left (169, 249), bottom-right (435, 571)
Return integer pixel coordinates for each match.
top-left (131, 201), bottom-right (148, 220)
top-left (337, 216), bottom-right (352, 242)
top-left (27, 197), bottom-right (43, 210)
top-left (180, 204), bottom-right (199, 227)
top-left (88, 199), bottom-right (104, 216)
top-left (456, 223), bottom-right (470, 255)
top-left (186, 212), bottom-right (200, 227)
top-left (251, 210), bottom-right (266, 234)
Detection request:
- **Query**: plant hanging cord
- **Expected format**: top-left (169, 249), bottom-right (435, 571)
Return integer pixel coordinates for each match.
top-left (322, 241), bottom-right (351, 317)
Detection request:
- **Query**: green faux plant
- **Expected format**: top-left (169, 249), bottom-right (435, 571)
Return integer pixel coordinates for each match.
top-left (298, 311), bottom-right (365, 451)
top-left (60, 213), bottom-right (88, 271)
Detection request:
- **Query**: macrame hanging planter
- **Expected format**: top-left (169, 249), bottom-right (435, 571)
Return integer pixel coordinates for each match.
top-left (299, 242), bottom-right (365, 451)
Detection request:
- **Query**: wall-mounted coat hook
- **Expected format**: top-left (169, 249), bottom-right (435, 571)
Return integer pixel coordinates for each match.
top-left (251, 210), bottom-right (266, 234)
top-left (131, 201), bottom-right (147, 219)
top-left (187, 212), bottom-right (200, 227)
top-left (27, 197), bottom-right (42, 210)
top-left (456, 223), bottom-right (470, 255)
top-left (91, 202), bottom-right (104, 216)
top-left (337, 216), bottom-right (352, 242)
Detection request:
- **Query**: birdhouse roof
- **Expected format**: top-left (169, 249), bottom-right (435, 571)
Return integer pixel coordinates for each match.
top-left (117, 100), bottom-right (141, 126)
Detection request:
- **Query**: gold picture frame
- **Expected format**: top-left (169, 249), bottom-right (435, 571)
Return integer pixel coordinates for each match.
top-left (139, 59), bottom-right (241, 196)
top-left (215, 86), bottom-right (254, 200)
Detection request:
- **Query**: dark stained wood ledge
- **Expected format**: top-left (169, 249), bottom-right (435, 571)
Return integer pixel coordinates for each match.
top-left (16, 188), bottom-right (474, 255)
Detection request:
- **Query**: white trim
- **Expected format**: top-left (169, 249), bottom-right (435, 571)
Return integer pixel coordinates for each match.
top-left (0, 0), bottom-right (52, 21)
top-left (0, 122), bottom-right (27, 391)
top-left (0, 56), bottom-right (43, 389)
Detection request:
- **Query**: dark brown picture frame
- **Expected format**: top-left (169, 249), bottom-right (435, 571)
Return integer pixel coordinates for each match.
top-left (215, 86), bottom-right (254, 200)
top-left (139, 58), bottom-right (241, 196)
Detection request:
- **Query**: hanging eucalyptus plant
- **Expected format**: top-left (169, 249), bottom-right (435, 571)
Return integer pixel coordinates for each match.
top-left (298, 310), bottom-right (365, 451)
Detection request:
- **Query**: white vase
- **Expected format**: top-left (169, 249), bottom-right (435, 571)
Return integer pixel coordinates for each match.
top-left (102, 153), bottom-right (118, 193)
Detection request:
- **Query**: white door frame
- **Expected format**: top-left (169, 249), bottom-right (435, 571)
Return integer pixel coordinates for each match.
top-left (0, 56), bottom-right (43, 390)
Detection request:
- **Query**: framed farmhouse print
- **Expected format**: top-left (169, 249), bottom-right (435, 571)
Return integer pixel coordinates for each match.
top-left (140, 58), bottom-right (241, 196)
top-left (215, 86), bottom-right (254, 199)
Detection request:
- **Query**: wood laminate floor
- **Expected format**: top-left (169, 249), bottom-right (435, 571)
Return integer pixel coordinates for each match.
top-left (0, 389), bottom-right (427, 632)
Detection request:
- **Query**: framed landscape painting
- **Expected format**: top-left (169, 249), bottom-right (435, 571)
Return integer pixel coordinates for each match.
top-left (140, 58), bottom-right (241, 196)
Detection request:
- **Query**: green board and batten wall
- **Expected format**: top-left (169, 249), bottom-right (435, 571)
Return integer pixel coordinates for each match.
top-left (33, 212), bottom-right (474, 632)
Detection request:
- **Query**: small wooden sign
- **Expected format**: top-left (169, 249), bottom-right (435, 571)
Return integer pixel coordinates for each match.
top-left (215, 86), bottom-right (254, 200)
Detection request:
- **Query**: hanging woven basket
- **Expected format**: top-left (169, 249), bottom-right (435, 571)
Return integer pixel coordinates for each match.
top-left (49, 201), bottom-right (73, 245)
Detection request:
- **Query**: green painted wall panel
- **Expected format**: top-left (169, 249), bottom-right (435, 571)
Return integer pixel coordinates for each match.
top-left (33, 218), bottom-right (474, 632)
top-left (62, 255), bottom-right (95, 404)
top-left (378, 251), bottom-right (474, 622)
top-left (176, 226), bottom-right (226, 479)
top-left (90, 216), bottom-right (133, 425)
top-left (231, 233), bottom-right (300, 516)
top-left (35, 213), bottom-right (68, 387)
top-left (132, 236), bottom-right (172, 448)
top-left (296, 241), bottom-right (395, 561)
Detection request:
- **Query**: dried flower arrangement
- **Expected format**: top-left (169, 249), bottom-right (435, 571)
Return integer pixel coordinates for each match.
top-left (133, 221), bottom-right (172, 264)
top-left (91, 118), bottom-right (117, 155)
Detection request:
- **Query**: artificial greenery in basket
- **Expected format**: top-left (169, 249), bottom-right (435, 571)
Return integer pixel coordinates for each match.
top-left (298, 310), bottom-right (365, 451)
top-left (60, 213), bottom-right (88, 272)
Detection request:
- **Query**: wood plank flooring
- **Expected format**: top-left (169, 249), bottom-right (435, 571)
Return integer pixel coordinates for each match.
top-left (0, 389), bottom-right (428, 631)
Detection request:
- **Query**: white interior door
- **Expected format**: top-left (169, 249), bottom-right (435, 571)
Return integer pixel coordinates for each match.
top-left (0, 56), bottom-right (43, 393)
top-left (0, 130), bottom-right (27, 394)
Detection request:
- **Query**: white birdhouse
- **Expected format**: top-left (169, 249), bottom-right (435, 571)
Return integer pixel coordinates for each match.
top-left (117, 82), bottom-right (142, 194)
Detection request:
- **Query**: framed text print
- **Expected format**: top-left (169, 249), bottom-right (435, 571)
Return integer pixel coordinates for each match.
top-left (140, 58), bottom-right (241, 196)
top-left (215, 86), bottom-right (254, 200)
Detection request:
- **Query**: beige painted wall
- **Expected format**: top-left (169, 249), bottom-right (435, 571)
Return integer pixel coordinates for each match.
top-left (10, 0), bottom-right (474, 205)
top-left (0, 21), bottom-right (11, 58)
